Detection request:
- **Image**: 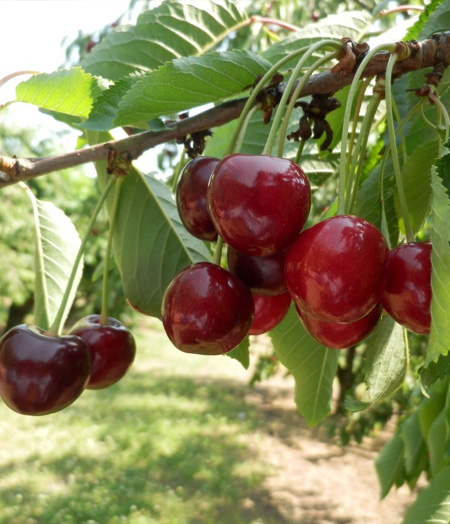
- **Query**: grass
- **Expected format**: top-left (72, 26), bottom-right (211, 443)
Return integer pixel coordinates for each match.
top-left (0, 318), bottom-right (288, 524)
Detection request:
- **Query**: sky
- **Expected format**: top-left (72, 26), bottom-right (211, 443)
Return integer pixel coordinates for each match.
top-left (0, 0), bottom-right (136, 175)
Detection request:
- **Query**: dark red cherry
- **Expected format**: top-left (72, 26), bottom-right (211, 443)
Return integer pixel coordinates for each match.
top-left (227, 246), bottom-right (287, 296)
top-left (207, 154), bottom-right (311, 256)
top-left (249, 292), bottom-right (291, 336)
top-left (381, 241), bottom-right (431, 335)
top-left (176, 156), bottom-right (219, 241)
top-left (0, 325), bottom-right (91, 415)
top-left (296, 304), bottom-right (382, 349)
top-left (161, 262), bottom-right (254, 355)
top-left (69, 315), bottom-right (136, 389)
top-left (285, 215), bottom-right (388, 323)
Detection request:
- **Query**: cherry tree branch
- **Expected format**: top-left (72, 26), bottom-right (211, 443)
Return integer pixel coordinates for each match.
top-left (1, 32), bottom-right (450, 189)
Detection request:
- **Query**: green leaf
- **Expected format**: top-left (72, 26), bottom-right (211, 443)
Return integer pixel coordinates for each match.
top-left (26, 190), bottom-right (82, 331)
top-left (401, 465), bottom-right (450, 524)
top-left (397, 140), bottom-right (440, 235)
top-left (81, 0), bottom-right (248, 81)
top-left (427, 164), bottom-right (450, 364)
top-left (405, 0), bottom-right (448, 41)
top-left (375, 430), bottom-right (406, 499)
top-left (16, 67), bottom-right (102, 118)
top-left (428, 410), bottom-right (449, 476)
top-left (262, 11), bottom-right (373, 68)
top-left (418, 378), bottom-right (449, 440)
top-left (269, 306), bottom-right (338, 426)
top-left (421, 355), bottom-right (450, 388)
top-left (227, 336), bottom-right (250, 369)
top-left (400, 412), bottom-right (428, 487)
top-left (115, 50), bottom-right (271, 126)
top-left (363, 315), bottom-right (408, 406)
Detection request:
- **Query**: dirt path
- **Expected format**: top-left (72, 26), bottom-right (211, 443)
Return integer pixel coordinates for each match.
top-left (242, 373), bottom-right (419, 524)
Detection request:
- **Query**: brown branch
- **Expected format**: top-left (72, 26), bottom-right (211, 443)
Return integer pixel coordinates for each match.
top-left (1, 32), bottom-right (450, 189)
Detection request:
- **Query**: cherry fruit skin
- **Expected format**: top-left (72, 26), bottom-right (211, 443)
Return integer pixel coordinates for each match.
top-left (227, 246), bottom-right (287, 296)
top-left (285, 215), bottom-right (388, 323)
top-left (176, 156), bottom-right (219, 241)
top-left (381, 241), bottom-right (431, 335)
top-left (208, 154), bottom-right (311, 256)
top-left (296, 304), bottom-right (382, 349)
top-left (70, 315), bottom-right (136, 389)
top-left (0, 325), bottom-right (91, 415)
top-left (249, 292), bottom-right (291, 336)
top-left (162, 262), bottom-right (254, 355)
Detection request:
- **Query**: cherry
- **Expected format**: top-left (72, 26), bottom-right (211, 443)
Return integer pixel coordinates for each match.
top-left (207, 154), bottom-right (311, 256)
top-left (0, 325), bottom-right (91, 415)
top-left (249, 292), bottom-right (292, 336)
top-left (69, 315), bottom-right (136, 389)
top-left (285, 215), bottom-right (388, 323)
top-left (176, 156), bottom-right (219, 241)
top-left (227, 246), bottom-right (287, 296)
top-left (296, 304), bottom-right (382, 349)
top-left (381, 241), bottom-right (431, 335)
top-left (161, 262), bottom-right (254, 355)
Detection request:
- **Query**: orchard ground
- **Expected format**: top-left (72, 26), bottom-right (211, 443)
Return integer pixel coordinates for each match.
top-left (0, 317), bottom-right (420, 524)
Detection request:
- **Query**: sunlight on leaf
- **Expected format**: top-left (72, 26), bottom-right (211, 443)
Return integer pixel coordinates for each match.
top-left (26, 190), bottom-right (82, 331)
top-left (16, 68), bottom-right (102, 118)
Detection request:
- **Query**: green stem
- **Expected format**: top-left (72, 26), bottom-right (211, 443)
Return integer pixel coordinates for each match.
top-left (429, 92), bottom-right (450, 147)
top-left (100, 176), bottom-right (123, 325)
top-left (213, 236), bottom-right (224, 266)
top-left (347, 95), bottom-right (381, 213)
top-left (385, 52), bottom-right (414, 242)
top-left (262, 39), bottom-right (341, 157)
top-left (233, 105), bottom-right (258, 154)
top-left (295, 140), bottom-right (306, 164)
top-left (346, 77), bottom-right (372, 165)
top-left (277, 50), bottom-right (339, 158)
top-left (223, 44), bottom-right (313, 156)
top-left (47, 176), bottom-right (117, 336)
top-left (169, 149), bottom-right (187, 191)
top-left (337, 43), bottom-right (396, 215)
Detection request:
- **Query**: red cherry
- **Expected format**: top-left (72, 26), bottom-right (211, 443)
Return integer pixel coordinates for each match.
top-left (285, 215), bottom-right (388, 323)
top-left (176, 156), bottom-right (219, 241)
top-left (381, 241), bottom-right (431, 335)
top-left (249, 292), bottom-right (292, 336)
top-left (296, 304), bottom-right (382, 349)
top-left (70, 315), bottom-right (136, 389)
top-left (0, 325), bottom-right (91, 415)
top-left (161, 262), bottom-right (254, 355)
top-left (227, 246), bottom-right (287, 296)
top-left (208, 154), bottom-right (311, 256)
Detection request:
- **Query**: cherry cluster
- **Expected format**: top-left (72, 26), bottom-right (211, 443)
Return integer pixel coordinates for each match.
top-left (0, 315), bottom-right (136, 416)
top-left (163, 154), bottom-right (432, 355)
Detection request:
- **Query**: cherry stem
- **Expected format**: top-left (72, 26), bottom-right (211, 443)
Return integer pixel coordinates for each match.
top-left (347, 77), bottom-right (372, 163)
top-left (0, 70), bottom-right (41, 90)
top-left (295, 140), bottom-right (306, 164)
top-left (428, 91), bottom-right (450, 149)
top-left (47, 176), bottom-right (117, 336)
top-left (249, 15), bottom-right (300, 32)
top-left (347, 94), bottom-right (382, 213)
top-left (100, 176), bottom-right (123, 325)
top-left (277, 49), bottom-right (340, 158)
top-left (379, 5), bottom-right (424, 17)
top-left (263, 39), bottom-right (341, 157)
top-left (337, 43), bottom-right (396, 216)
top-left (213, 236), bottom-right (224, 266)
top-left (223, 44), bottom-right (313, 156)
top-left (385, 52), bottom-right (415, 243)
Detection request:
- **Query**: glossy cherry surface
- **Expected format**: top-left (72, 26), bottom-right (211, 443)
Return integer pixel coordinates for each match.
top-left (285, 215), bottom-right (388, 323)
top-left (70, 315), bottom-right (136, 389)
top-left (176, 156), bottom-right (219, 241)
top-left (249, 292), bottom-right (291, 336)
top-left (208, 154), bottom-right (311, 256)
top-left (0, 325), bottom-right (91, 415)
top-left (162, 262), bottom-right (254, 355)
top-left (296, 304), bottom-right (382, 349)
top-left (381, 241), bottom-right (431, 335)
top-left (227, 246), bottom-right (287, 296)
